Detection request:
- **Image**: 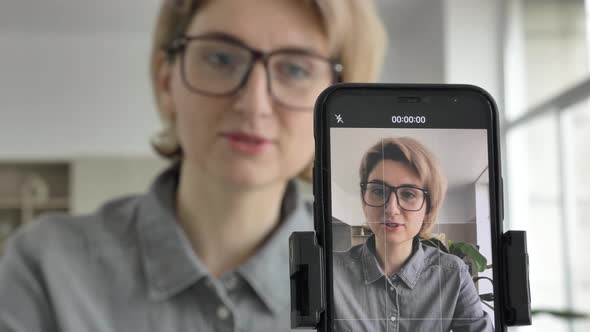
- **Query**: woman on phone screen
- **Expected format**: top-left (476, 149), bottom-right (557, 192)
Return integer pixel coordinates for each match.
top-left (333, 137), bottom-right (494, 332)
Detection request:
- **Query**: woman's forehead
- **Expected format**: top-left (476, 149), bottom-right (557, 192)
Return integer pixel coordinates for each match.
top-left (185, 0), bottom-right (329, 54)
top-left (369, 160), bottom-right (423, 185)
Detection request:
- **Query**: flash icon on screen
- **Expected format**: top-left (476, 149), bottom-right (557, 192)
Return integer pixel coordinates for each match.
top-left (335, 114), bottom-right (343, 124)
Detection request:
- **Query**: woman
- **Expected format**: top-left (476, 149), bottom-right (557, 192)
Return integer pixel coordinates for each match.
top-left (332, 137), bottom-right (493, 332)
top-left (0, 0), bottom-right (386, 331)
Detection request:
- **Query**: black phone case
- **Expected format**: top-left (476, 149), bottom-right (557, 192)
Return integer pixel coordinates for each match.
top-left (289, 83), bottom-right (531, 332)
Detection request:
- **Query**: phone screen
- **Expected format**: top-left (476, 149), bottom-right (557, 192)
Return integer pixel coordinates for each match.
top-left (317, 86), bottom-right (503, 332)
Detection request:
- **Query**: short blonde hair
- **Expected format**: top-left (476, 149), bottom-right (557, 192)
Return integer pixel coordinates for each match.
top-left (359, 137), bottom-right (448, 239)
top-left (150, 0), bottom-right (388, 180)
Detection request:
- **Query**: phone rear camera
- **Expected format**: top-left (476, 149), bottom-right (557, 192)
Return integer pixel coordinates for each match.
top-left (451, 97), bottom-right (459, 103)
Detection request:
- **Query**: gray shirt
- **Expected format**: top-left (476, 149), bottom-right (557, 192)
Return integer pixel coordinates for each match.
top-left (0, 163), bottom-right (315, 332)
top-left (332, 235), bottom-right (494, 332)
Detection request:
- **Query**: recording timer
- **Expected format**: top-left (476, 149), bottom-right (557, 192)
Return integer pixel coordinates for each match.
top-left (391, 115), bottom-right (426, 124)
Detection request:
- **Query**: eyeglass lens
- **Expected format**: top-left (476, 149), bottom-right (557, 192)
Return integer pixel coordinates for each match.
top-left (181, 39), bottom-right (335, 109)
top-left (363, 183), bottom-right (426, 211)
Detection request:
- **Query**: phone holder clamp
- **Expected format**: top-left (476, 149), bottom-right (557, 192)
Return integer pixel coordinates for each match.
top-left (289, 231), bottom-right (325, 329)
top-left (289, 230), bottom-right (532, 329)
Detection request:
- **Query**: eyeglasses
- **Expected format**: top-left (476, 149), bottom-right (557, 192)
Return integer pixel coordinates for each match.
top-left (166, 34), bottom-right (343, 110)
top-left (360, 182), bottom-right (430, 211)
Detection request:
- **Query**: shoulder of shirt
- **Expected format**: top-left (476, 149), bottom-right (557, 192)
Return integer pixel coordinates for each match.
top-left (5, 193), bottom-right (143, 260)
top-left (332, 243), bottom-right (364, 263)
top-left (420, 243), bottom-right (469, 272)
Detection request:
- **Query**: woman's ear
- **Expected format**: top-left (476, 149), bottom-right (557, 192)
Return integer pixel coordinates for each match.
top-left (150, 51), bottom-right (182, 157)
top-left (154, 51), bottom-right (176, 119)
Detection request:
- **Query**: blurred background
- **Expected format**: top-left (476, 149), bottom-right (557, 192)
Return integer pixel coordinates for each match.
top-left (0, 0), bottom-right (588, 331)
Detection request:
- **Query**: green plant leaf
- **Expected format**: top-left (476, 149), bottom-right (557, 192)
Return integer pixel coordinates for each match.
top-left (449, 242), bottom-right (488, 272)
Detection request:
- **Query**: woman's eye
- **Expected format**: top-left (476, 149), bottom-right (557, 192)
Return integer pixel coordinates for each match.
top-left (370, 189), bottom-right (385, 197)
top-left (205, 52), bottom-right (236, 67)
top-left (279, 62), bottom-right (311, 79)
top-left (400, 191), bottom-right (417, 200)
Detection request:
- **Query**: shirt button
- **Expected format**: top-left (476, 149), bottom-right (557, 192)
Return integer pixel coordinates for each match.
top-left (390, 316), bottom-right (397, 322)
top-left (224, 276), bottom-right (238, 290)
top-left (216, 306), bottom-right (230, 320)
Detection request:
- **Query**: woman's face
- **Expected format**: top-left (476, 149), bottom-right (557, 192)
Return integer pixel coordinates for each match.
top-left (363, 160), bottom-right (427, 247)
top-left (158, 0), bottom-right (329, 187)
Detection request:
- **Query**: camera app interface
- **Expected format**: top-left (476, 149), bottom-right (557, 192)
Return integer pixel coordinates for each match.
top-left (329, 101), bottom-right (496, 332)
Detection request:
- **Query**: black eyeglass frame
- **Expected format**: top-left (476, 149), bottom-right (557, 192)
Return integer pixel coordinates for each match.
top-left (360, 181), bottom-right (431, 212)
top-left (166, 34), bottom-right (343, 110)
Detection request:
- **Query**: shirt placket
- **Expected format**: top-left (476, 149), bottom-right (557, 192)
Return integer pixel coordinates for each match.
top-left (386, 275), bottom-right (400, 332)
top-left (203, 277), bottom-right (238, 332)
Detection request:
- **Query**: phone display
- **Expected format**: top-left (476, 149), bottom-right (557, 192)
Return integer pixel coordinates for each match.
top-left (314, 84), bottom-right (504, 332)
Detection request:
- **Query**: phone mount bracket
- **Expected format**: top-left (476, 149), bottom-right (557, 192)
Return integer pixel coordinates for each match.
top-left (290, 230), bottom-right (532, 329)
top-left (289, 231), bottom-right (325, 329)
top-left (501, 230), bottom-right (532, 326)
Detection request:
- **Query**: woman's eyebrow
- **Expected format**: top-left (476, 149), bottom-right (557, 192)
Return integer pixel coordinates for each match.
top-left (368, 179), bottom-right (422, 188)
top-left (186, 31), bottom-right (249, 47)
top-left (272, 46), bottom-right (323, 56)
top-left (186, 30), bottom-right (322, 56)
top-left (398, 183), bottom-right (422, 188)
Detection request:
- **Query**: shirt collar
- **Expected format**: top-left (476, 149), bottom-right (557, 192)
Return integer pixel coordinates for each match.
top-left (136, 161), bottom-right (209, 301)
top-left (360, 235), bottom-right (426, 289)
top-left (396, 238), bottom-right (426, 289)
top-left (237, 179), bottom-right (314, 313)
top-left (360, 235), bottom-right (385, 285)
top-left (136, 162), bottom-right (314, 307)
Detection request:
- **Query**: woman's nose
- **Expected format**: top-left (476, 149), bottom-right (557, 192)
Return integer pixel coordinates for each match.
top-left (232, 63), bottom-right (273, 116)
top-left (385, 193), bottom-right (401, 215)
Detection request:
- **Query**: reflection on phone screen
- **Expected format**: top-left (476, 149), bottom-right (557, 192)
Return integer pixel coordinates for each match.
top-left (330, 129), bottom-right (495, 332)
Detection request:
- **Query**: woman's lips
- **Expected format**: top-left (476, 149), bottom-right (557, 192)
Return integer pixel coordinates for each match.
top-left (221, 132), bottom-right (274, 155)
top-left (382, 221), bottom-right (405, 231)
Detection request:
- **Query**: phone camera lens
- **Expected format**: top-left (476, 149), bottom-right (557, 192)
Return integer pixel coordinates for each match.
top-left (451, 97), bottom-right (459, 103)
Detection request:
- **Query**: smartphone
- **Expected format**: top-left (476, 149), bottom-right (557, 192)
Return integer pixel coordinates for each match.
top-left (313, 84), bottom-right (505, 332)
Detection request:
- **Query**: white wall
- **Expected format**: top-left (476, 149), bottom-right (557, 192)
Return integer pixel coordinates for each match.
top-left (378, 0), bottom-right (503, 97)
top-left (377, 0), bottom-right (446, 83)
top-left (0, 0), bottom-right (161, 159)
top-left (0, 31), bottom-right (159, 159)
top-left (444, 0), bottom-right (504, 102)
top-left (438, 184), bottom-right (476, 224)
